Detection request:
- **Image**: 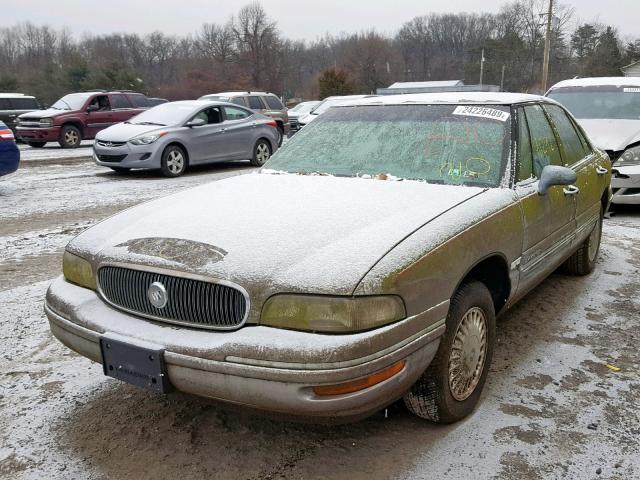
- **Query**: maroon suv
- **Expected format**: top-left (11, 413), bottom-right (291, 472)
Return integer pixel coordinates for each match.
top-left (16, 91), bottom-right (150, 148)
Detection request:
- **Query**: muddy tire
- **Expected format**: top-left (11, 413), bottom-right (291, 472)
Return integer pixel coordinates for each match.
top-left (404, 281), bottom-right (495, 423)
top-left (562, 207), bottom-right (603, 276)
top-left (160, 145), bottom-right (187, 177)
top-left (59, 125), bottom-right (82, 148)
top-left (251, 139), bottom-right (272, 167)
top-left (27, 141), bottom-right (46, 148)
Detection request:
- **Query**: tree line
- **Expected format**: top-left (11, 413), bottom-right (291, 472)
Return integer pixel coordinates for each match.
top-left (0, 0), bottom-right (638, 105)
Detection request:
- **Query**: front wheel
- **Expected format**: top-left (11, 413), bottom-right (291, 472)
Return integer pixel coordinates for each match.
top-left (160, 145), bottom-right (187, 177)
top-left (562, 206), bottom-right (603, 275)
top-left (251, 139), bottom-right (272, 167)
top-left (404, 281), bottom-right (496, 423)
top-left (59, 125), bottom-right (82, 148)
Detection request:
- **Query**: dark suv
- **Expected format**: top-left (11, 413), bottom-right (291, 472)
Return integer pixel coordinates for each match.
top-left (199, 91), bottom-right (289, 145)
top-left (16, 91), bottom-right (150, 148)
top-left (0, 94), bottom-right (41, 137)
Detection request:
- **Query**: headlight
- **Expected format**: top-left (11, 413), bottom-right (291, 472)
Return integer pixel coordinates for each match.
top-left (618, 145), bottom-right (640, 166)
top-left (260, 295), bottom-right (406, 333)
top-left (129, 131), bottom-right (167, 145)
top-left (39, 118), bottom-right (53, 127)
top-left (62, 251), bottom-right (96, 290)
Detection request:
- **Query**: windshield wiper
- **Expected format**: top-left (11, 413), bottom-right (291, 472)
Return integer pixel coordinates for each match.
top-left (136, 121), bottom-right (166, 126)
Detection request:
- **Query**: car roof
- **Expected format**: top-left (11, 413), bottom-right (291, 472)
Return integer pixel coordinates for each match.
top-left (344, 92), bottom-right (551, 106)
top-left (166, 100), bottom-right (247, 108)
top-left (548, 77), bottom-right (640, 90)
top-left (206, 91), bottom-right (274, 97)
top-left (0, 93), bottom-right (36, 99)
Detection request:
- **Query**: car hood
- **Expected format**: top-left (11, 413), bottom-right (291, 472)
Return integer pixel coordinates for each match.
top-left (68, 173), bottom-right (487, 297)
top-left (18, 108), bottom-right (65, 119)
top-left (578, 119), bottom-right (640, 151)
top-left (96, 122), bottom-right (168, 141)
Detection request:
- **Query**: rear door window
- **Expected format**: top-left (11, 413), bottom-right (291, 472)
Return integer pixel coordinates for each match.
top-left (224, 106), bottom-right (252, 121)
top-left (543, 104), bottom-right (589, 165)
top-left (263, 96), bottom-right (284, 110)
top-left (247, 96), bottom-right (265, 110)
top-left (11, 97), bottom-right (39, 110)
top-left (0, 99), bottom-right (11, 110)
top-left (523, 104), bottom-right (563, 177)
top-left (110, 94), bottom-right (131, 109)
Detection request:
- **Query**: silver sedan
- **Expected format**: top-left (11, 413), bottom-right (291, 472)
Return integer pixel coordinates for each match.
top-left (93, 100), bottom-right (280, 177)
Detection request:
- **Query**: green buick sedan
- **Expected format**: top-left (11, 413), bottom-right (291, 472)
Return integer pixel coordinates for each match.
top-left (45, 92), bottom-right (611, 423)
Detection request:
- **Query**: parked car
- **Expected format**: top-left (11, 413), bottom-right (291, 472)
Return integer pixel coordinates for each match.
top-left (287, 100), bottom-right (320, 134)
top-left (0, 121), bottom-right (20, 177)
top-left (199, 91), bottom-right (289, 145)
top-left (547, 77), bottom-right (640, 205)
top-left (16, 90), bottom-right (150, 148)
top-left (0, 93), bottom-right (41, 137)
top-left (147, 97), bottom-right (169, 107)
top-left (296, 95), bottom-right (375, 128)
top-left (45, 93), bottom-right (611, 423)
top-left (93, 100), bottom-right (279, 177)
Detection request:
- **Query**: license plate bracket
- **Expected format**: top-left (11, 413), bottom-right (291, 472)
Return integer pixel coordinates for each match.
top-left (99, 334), bottom-right (171, 393)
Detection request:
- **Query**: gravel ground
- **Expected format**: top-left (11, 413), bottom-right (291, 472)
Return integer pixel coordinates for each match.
top-left (0, 155), bottom-right (639, 480)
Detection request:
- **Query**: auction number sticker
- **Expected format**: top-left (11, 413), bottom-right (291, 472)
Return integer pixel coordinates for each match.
top-left (623, 87), bottom-right (640, 93)
top-left (452, 105), bottom-right (510, 122)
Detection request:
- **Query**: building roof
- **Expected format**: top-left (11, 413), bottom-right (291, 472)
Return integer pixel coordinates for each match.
top-left (388, 80), bottom-right (464, 89)
top-left (342, 92), bottom-right (551, 106)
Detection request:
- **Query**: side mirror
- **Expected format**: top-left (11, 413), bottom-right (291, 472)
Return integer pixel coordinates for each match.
top-left (186, 118), bottom-right (206, 128)
top-left (537, 165), bottom-right (577, 195)
top-left (87, 104), bottom-right (99, 113)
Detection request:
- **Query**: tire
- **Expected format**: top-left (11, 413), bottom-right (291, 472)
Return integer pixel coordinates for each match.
top-left (276, 125), bottom-right (284, 147)
top-left (59, 125), bottom-right (82, 148)
top-left (251, 139), bottom-right (272, 167)
top-left (404, 281), bottom-right (496, 423)
top-left (160, 145), bottom-right (187, 177)
top-left (27, 141), bottom-right (46, 148)
top-left (562, 206), bottom-right (603, 275)
top-left (109, 167), bottom-right (130, 173)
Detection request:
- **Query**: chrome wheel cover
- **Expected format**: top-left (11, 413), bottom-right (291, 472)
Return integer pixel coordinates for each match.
top-left (588, 216), bottom-right (601, 262)
top-left (65, 129), bottom-right (79, 145)
top-left (448, 306), bottom-right (487, 401)
top-left (256, 143), bottom-right (270, 164)
top-left (166, 150), bottom-right (185, 174)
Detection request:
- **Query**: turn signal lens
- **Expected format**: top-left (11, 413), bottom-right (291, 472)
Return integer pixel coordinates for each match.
top-left (313, 361), bottom-right (406, 396)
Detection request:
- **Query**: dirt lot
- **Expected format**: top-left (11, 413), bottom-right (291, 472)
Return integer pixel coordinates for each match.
top-left (1, 152), bottom-right (639, 480)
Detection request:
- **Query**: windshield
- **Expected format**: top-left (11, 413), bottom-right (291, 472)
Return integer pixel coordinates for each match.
top-left (264, 104), bottom-right (511, 187)
top-left (51, 93), bottom-right (93, 110)
top-left (311, 98), bottom-right (348, 115)
top-left (290, 102), bottom-right (317, 114)
top-left (548, 86), bottom-right (640, 120)
top-left (127, 103), bottom-right (195, 126)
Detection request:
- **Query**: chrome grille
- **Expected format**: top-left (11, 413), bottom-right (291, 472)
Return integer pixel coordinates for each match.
top-left (98, 266), bottom-right (247, 330)
top-left (97, 140), bottom-right (127, 147)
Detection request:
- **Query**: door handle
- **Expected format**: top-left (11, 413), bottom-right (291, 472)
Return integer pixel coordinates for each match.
top-left (596, 166), bottom-right (608, 175)
top-left (251, 122), bottom-right (257, 128)
top-left (563, 185), bottom-right (580, 196)
top-left (219, 128), bottom-right (227, 133)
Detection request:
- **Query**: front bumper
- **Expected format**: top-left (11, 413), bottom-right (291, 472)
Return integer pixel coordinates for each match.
top-left (45, 276), bottom-right (445, 421)
top-left (93, 142), bottom-right (161, 169)
top-left (16, 126), bottom-right (60, 142)
top-left (611, 165), bottom-right (640, 205)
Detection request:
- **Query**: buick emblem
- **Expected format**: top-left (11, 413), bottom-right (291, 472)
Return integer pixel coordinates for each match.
top-left (147, 281), bottom-right (168, 309)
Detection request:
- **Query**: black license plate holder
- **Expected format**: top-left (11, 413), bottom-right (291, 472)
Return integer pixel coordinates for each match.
top-left (99, 334), bottom-right (171, 393)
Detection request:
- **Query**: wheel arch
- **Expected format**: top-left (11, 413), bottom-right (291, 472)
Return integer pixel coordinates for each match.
top-left (454, 254), bottom-right (512, 315)
top-left (163, 141), bottom-right (190, 166)
top-left (61, 121), bottom-right (84, 137)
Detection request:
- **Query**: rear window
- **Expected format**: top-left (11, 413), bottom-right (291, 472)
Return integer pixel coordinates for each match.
top-left (10, 97), bottom-right (39, 110)
top-left (266, 104), bottom-right (511, 187)
top-left (128, 94), bottom-right (149, 108)
top-left (264, 95), bottom-right (284, 110)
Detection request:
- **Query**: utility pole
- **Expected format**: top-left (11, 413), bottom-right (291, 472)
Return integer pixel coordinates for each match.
top-left (541, 0), bottom-right (553, 92)
top-left (479, 48), bottom-right (485, 86)
top-left (500, 65), bottom-right (506, 91)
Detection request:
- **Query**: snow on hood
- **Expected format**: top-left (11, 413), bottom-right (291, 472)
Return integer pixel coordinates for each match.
top-left (96, 122), bottom-right (167, 142)
top-left (68, 173), bottom-right (487, 295)
top-left (578, 119), bottom-right (640, 152)
top-left (18, 108), bottom-right (63, 119)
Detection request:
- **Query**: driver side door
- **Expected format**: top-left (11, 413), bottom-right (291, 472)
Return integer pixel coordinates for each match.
top-left (185, 106), bottom-right (227, 164)
top-left (514, 104), bottom-right (577, 296)
top-left (85, 95), bottom-right (114, 138)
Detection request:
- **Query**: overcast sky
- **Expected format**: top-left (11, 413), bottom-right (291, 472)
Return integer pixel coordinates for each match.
top-left (4, 0), bottom-right (639, 40)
